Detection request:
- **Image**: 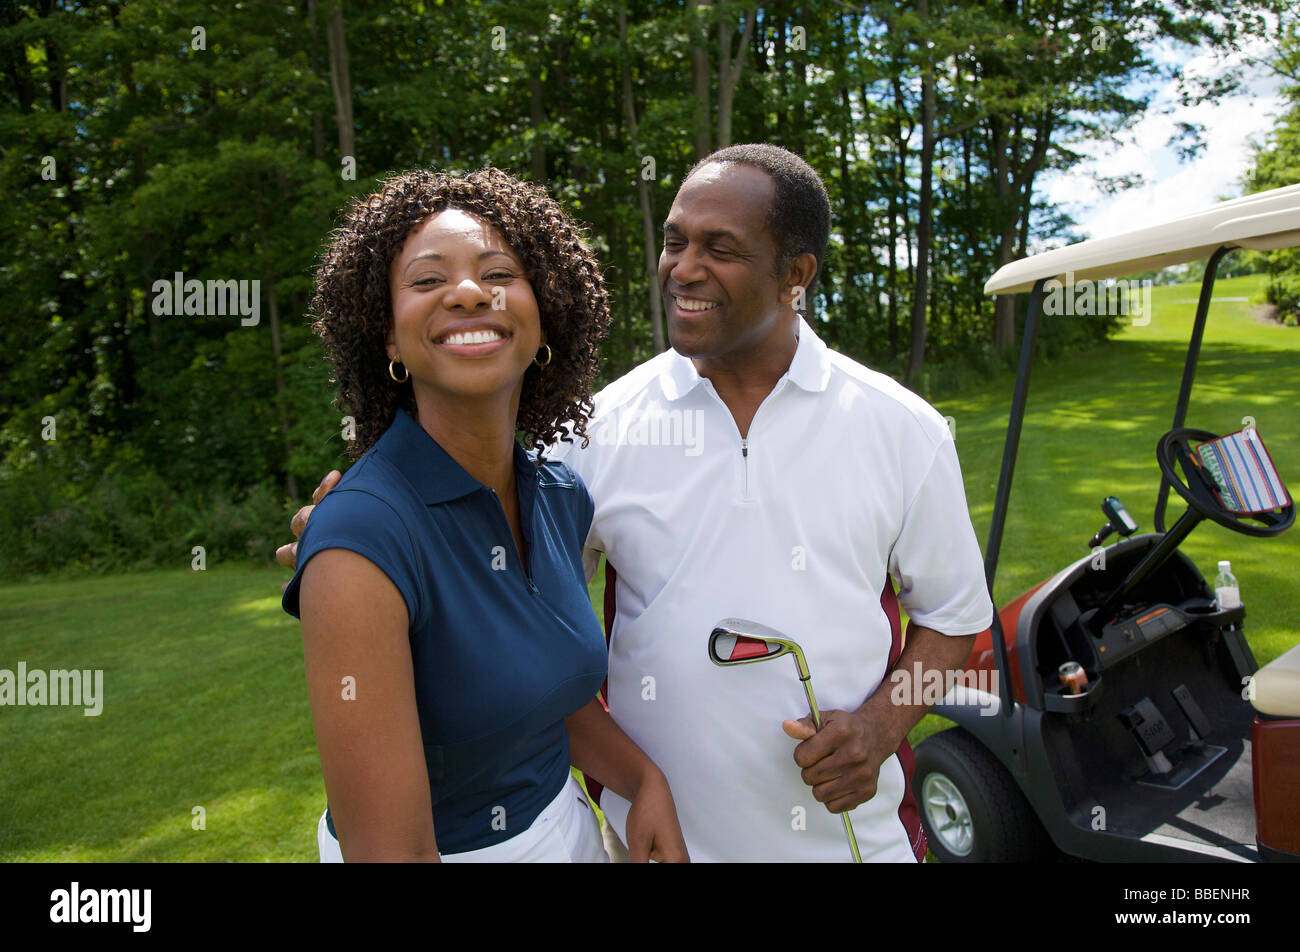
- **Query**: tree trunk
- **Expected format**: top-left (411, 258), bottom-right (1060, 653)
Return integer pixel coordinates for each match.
top-left (716, 8), bottom-right (756, 149)
top-left (774, 10), bottom-right (787, 142)
top-left (906, 0), bottom-right (935, 388)
top-left (307, 0), bottom-right (325, 161)
top-left (687, 0), bottom-right (712, 160)
top-left (530, 70), bottom-right (547, 182)
top-left (838, 84), bottom-right (856, 333)
top-left (619, 5), bottom-right (665, 353)
top-left (963, 129), bottom-right (976, 303)
top-left (986, 112), bottom-right (1009, 351)
top-left (892, 75), bottom-right (915, 304)
top-left (882, 80), bottom-right (902, 356)
top-left (266, 278), bottom-right (299, 500)
top-left (2, 0), bottom-right (36, 113)
top-left (326, 1), bottom-right (355, 166)
top-left (790, 7), bottom-right (807, 156)
top-left (990, 112), bottom-right (1052, 351)
top-left (992, 267), bottom-right (1017, 351)
top-left (39, 0), bottom-right (66, 111)
top-left (1015, 115), bottom-right (1052, 258)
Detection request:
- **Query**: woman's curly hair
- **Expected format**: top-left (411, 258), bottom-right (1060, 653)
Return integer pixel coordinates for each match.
top-left (310, 167), bottom-right (611, 460)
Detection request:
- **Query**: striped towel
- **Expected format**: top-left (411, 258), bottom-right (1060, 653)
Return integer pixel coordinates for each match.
top-left (1195, 429), bottom-right (1291, 514)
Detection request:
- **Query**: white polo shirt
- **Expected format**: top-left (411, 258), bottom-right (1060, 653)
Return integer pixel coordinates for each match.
top-left (548, 317), bottom-right (992, 862)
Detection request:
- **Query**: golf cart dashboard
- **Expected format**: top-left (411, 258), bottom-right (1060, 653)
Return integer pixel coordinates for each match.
top-left (1093, 600), bottom-right (1243, 671)
top-left (1019, 535), bottom-right (1237, 708)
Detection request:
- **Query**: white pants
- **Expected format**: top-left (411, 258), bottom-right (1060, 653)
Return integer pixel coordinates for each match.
top-left (317, 774), bottom-right (607, 863)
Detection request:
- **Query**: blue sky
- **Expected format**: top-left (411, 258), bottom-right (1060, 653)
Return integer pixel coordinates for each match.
top-left (1036, 32), bottom-right (1289, 250)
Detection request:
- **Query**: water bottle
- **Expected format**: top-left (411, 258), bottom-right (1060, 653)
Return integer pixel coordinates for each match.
top-left (1214, 560), bottom-right (1241, 609)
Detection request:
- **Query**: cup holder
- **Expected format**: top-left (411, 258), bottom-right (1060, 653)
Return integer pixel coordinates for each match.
top-left (1044, 676), bottom-right (1102, 713)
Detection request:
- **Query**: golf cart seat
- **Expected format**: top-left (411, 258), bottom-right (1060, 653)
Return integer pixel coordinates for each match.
top-left (1253, 642), bottom-right (1300, 718)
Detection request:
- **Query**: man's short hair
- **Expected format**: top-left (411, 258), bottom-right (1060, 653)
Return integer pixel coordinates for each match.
top-left (686, 143), bottom-right (831, 307)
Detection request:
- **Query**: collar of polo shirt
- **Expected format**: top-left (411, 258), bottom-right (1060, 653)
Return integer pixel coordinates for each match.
top-left (659, 315), bottom-right (834, 401)
top-left (381, 408), bottom-right (539, 505)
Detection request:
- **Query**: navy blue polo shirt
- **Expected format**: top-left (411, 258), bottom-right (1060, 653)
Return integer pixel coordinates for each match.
top-left (282, 408), bottom-right (607, 855)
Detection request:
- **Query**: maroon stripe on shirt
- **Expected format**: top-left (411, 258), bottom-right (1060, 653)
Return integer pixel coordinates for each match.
top-left (882, 576), bottom-right (928, 862)
top-left (601, 559), bottom-right (617, 699)
top-left (579, 559), bottom-right (618, 808)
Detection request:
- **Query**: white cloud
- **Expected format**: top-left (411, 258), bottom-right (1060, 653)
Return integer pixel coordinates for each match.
top-left (1037, 33), bottom-right (1289, 247)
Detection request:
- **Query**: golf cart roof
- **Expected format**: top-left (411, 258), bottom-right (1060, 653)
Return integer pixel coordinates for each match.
top-left (985, 182), bottom-right (1300, 296)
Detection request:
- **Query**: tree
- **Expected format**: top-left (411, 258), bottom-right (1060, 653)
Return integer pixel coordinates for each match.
top-left (1244, 16), bottom-right (1300, 323)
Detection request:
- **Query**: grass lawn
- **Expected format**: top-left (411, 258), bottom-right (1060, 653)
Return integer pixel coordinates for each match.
top-left (1, 275), bottom-right (1294, 861)
top-left (0, 566), bottom-right (319, 861)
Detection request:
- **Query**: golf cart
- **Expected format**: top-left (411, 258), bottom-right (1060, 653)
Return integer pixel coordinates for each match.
top-left (911, 184), bottom-right (1300, 863)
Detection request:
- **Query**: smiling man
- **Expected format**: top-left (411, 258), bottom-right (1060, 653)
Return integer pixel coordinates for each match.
top-left (546, 143), bottom-right (993, 862)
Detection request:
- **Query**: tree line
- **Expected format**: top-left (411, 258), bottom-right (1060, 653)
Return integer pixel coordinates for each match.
top-left (0, 0), bottom-right (1292, 575)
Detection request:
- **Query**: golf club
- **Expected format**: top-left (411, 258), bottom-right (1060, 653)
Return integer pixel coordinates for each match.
top-left (708, 618), bottom-right (863, 863)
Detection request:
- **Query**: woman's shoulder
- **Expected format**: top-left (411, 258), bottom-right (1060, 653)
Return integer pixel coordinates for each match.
top-left (299, 453), bottom-right (427, 563)
top-left (285, 454), bottom-right (427, 624)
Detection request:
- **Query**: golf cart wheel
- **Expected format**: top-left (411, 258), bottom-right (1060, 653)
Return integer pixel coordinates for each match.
top-left (913, 728), bottom-right (1050, 863)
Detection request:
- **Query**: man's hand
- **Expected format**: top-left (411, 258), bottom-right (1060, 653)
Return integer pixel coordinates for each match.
top-left (781, 709), bottom-right (893, 814)
top-left (781, 625), bottom-right (977, 816)
top-left (276, 470), bottom-right (342, 572)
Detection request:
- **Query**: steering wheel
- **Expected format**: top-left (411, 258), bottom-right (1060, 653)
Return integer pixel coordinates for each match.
top-left (1156, 427), bottom-right (1294, 537)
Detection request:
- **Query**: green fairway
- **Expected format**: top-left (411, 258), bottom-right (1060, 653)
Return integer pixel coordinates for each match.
top-left (1, 275), bottom-right (1295, 861)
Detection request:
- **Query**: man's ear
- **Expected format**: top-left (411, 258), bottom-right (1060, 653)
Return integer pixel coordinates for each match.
top-left (781, 252), bottom-right (819, 310)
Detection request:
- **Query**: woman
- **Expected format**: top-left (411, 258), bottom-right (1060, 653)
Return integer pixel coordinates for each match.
top-left (282, 167), bottom-right (687, 862)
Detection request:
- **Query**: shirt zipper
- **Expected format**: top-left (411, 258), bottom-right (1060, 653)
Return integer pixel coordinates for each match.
top-left (488, 489), bottom-right (600, 681)
top-left (488, 487), bottom-right (539, 595)
top-left (705, 378), bottom-right (788, 502)
top-left (741, 438), bottom-right (749, 497)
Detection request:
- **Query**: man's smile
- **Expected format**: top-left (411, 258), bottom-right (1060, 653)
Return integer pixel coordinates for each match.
top-left (673, 296), bottom-right (719, 312)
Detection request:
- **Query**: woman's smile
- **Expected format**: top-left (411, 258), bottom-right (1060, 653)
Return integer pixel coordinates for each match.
top-left (431, 321), bottom-right (514, 357)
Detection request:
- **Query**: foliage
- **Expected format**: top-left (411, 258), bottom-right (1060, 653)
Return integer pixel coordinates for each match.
top-left (0, 0), bottom-right (1290, 575)
top-left (1244, 20), bottom-right (1300, 325)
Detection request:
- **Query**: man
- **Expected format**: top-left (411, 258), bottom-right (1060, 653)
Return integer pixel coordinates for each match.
top-left (283, 144), bottom-right (992, 861)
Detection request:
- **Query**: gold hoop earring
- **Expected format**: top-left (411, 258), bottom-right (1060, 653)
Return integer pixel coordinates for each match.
top-left (534, 344), bottom-right (552, 368)
top-left (389, 357), bottom-right (409, 382)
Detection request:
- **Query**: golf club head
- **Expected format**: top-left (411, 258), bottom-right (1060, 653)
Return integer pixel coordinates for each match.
top-left (708, 618), bottom-right (810, 679)
top-left (707, 617), bottom-right (853, 859)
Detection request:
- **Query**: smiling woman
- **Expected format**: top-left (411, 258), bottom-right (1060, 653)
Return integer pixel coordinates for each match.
top-left (280, 168), bottom-right (689, 863)
top-left (311, 167), bottom-right (608, 459)
top-left (388, 208), bottom-right (543, 434)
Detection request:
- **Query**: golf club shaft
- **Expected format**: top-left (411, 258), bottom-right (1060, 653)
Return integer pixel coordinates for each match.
top-left (802, 677), bottom-right (863, 863)
top-left (803, 678), bottom-right (823, 730)
top-left (840, 814), bottom-right (861, 863)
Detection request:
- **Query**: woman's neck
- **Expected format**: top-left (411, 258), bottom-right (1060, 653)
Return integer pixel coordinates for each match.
top-left (409, 388), bottom-right (520, 497)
